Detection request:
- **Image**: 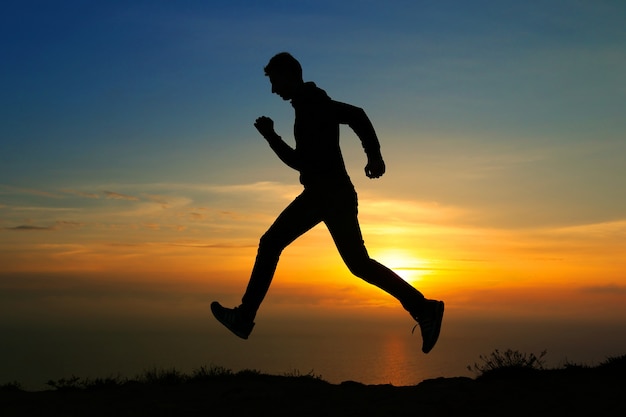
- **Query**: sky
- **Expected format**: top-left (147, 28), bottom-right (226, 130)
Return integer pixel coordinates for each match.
top-left (1, 0), bottom-right (626, 382)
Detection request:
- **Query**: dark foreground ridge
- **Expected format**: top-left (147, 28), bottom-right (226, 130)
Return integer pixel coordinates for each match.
top-left (2, 361), bottom-right (625, 417)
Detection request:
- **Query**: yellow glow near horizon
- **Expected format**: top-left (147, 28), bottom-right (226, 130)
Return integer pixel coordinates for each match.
top-left (371, 248), bottom-right (432, 285)
top-left (1, 184), bottom-right (625, 323)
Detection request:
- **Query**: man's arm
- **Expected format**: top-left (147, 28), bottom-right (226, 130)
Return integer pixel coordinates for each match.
top-left (333, 101), bottom-right (386, 178)
top-left (254, 116), bottom-right (301, 170)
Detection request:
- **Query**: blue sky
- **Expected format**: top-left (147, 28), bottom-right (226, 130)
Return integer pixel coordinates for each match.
top-left (3, 1), bottom-right (624, 214)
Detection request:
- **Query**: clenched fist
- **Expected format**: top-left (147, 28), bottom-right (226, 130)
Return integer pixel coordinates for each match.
top-left (254, 116), bottom-right (277, 140)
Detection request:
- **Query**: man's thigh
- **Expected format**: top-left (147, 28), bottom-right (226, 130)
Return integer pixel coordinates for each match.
top-left (323, 193), bottom-right (370, 263)
top-left (262, 191), bottom-right (323, 248)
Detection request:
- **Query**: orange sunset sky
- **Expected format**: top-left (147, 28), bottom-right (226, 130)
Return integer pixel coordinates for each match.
top-left (1, 0), bottom-right (626, 356)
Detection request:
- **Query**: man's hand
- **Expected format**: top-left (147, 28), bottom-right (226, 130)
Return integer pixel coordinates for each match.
top-left (365, 157), bottom-right (386, 179)
top-left (254, 116), bottom-right (277, 140)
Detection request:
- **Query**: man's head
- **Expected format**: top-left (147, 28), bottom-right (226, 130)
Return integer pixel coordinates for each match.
top-left (264, 52), bottom-right (303, 100)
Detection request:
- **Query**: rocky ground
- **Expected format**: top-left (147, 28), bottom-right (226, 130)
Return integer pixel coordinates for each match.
top-left (2, 366), bottom-right (625, 417)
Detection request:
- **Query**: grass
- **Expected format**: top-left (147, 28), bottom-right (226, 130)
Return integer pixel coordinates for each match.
top-left (468, 349), bottom-right (626, 380)
top-left (36, 365), bottom-right (323, 391)
top-left (0, 381), bottom-right (23, 391)
top-left (3, 350), bottom-right (625, 392)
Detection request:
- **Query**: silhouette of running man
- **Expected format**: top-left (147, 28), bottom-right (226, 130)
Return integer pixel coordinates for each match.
top-left (212, 52), bottom-right (444, 353)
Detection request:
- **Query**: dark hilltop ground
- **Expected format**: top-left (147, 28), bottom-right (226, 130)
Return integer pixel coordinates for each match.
top-left (2, 353), bottom-right (625, 417)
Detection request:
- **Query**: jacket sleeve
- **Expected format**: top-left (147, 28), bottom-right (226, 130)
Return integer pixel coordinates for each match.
top-left (265, 134), bottom-right (301, 170)
top-left (332, 100), bottom-right (382, 158)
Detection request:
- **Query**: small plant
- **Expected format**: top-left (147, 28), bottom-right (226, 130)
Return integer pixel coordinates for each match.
top-left (190, 365), bottom-right (233, 381)
top-left (282, 369), bottom-right (323, 380)
top-left (235, 369), bottom-right (263, 378)
top-left (138, 367), bottom-right (188, 385)
top-left (468, 349), bottom-right (547, 378)
top-left (83, 375), bottom-right (127, 389)
top-left (47, 375), bottom-right (83, 390)
top-left (1, 381), bottom-right (23, 391)
top-left (598, 354), bottom-right (626, 372)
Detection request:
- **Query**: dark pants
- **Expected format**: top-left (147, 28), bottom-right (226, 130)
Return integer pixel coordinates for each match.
top-left (241, 185), bottom-right (425, 318)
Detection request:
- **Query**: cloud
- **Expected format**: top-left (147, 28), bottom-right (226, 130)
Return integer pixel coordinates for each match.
top-left (0, 204), bottom-right (78, 213)
top-left (61, 189), bottom-right (101, 199)
top-left (55, 221), bottom-right (84, 230)
top-left (104, 191), bottom-right (140, 201)
top-left (167, 242), bottom-right (256, 249)
top-left (0, 185), bottom-right (62, 199)
top-left (188, 212), bottom-right (206, 221)
top-left (395, 266), bottom-right (453, 272)
top-left (141, 194), bottom-right (170, 207)
top-left (580, 283), bottom-right (626, 295)
top-left (554, 220), bottom-right (626, 237)
top-left (5, 225), bottom-right (53, 231)
top-left (142, 223), bottom-right (160, 231)
top-left (4, 221), bottom-right (84, 232)
top-left (176, 181), bottom-right (301, 200)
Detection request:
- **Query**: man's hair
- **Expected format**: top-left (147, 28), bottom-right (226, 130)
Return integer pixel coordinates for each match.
top-left (264, 52), bottom-right (303, 79)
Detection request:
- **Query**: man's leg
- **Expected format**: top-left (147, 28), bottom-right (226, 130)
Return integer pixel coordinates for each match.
top-left (212, 191), bottom-right (322, 339)
top-left (240, 190), bottom-right (322, 319)
top-left (323, 191), bottom-right (444, 353)
top-left (323, 191), bottom-right (426, 314)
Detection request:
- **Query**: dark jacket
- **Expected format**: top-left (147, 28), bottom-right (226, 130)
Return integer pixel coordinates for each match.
top-left (269, 82), bottom-right (381, 189)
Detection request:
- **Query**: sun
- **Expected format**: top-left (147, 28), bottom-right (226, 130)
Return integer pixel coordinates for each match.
top-left (373, 249), bottom-right (431, 284)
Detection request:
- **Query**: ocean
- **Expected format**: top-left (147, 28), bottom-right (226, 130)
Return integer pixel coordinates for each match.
top-left (3, 308), bottom-right (626, 391)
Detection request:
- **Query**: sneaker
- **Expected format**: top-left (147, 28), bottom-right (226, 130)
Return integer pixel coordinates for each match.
top-left (412, 299), bottom-right (444, 354)
top-left (211, 301), bottom-right (255, 340)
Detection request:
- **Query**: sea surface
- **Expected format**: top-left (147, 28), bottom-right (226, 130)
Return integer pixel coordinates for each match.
top-left (3, 311), bottom-right (626, 391)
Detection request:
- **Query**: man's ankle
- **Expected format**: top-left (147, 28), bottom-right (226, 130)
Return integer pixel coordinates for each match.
top-left (404, 296), bottom-right (427, 318)
top-left (238, 304), bottom-right (256, 322)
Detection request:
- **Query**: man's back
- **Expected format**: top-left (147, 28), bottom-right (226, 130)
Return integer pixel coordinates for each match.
top-left (291, 81), bottom-right (381, 188)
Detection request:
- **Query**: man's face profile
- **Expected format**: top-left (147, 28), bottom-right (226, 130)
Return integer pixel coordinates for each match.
top-left (268, 72), bottom-right (298, 100)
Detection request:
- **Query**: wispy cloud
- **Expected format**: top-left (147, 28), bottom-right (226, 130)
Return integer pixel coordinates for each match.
top-left (55, 221), bottom-right (84, 230)
top-left (553, 220), bottom-right (626, 237)
top-left (580, 283), bottom-right (626, 295)
top-left (5, 225), bottom-right (53, 231)
top-left (188, 212), bottom-right (206, 221)
top-left (167, 242), bottom-right (256, 249)
top-left (141, 194), bottom-right (170, 207)
top-left (161, 181), bottom-right (301, 200)
top-left (61, 189), bottom-right (101, 199)
top-left (1, 205), bottom-right (78, 212)
top-left (104, 191), bottom-right (140, 201)
top-left (0, 185), bottom-right (63, 199)
top-left (4, 221), bottom-right (84, 232)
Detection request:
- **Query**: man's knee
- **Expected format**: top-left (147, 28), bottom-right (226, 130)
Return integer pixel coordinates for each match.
top-left (258, 232), bottom-right (285, 258)
top-left (344, 256), bottom-right (373, 279)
